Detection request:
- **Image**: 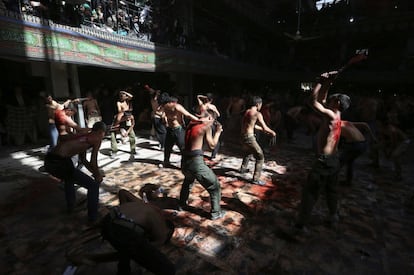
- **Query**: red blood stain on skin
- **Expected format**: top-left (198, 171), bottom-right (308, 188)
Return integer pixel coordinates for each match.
top-left (185, 122), bottom-right (204, 146)
top-left (333, 119), bottom-right (342, 144)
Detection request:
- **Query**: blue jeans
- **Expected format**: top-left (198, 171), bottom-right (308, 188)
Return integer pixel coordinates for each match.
top-left (65, 169), bottom-right (100, 221)
top-left (48, 123), bottom-right (58, 150)
top-left (44, 153), bottom-right (100, 221)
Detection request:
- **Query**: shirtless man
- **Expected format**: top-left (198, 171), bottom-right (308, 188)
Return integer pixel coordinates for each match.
top-left (340, 121), bottom-right (376, 185)
top-left (83, 91), bottom-right (102, 128)
top-left (239, 96), bottom-right (276, 186)
top-left (158, 92), bottom-right (199, 167)
top-left (44, 121), bottom-right (106, 222)
top-left (144, 84), bottom-right (166, 150)
top-left (110, 112), bottom-right (137, 160)
top-left (356, 95), bottom-right (381, 167)
top-left (295, 71), bottom-right (351, 230)
top-left (54, 101), bottom-right (87, 140)
top-left (226, 95), bottom-right (245, 118)
top-left (287, 105), bottom-right (322, 141)
top-left (196, 93), bottom-right (220, 118)
top-left (44, 94), bottom-right (66, 150)
top-left (101, 189), bottom-right (175, 275)
top-left (196, 93), bottom-right (221, 160)
top-left (113, 90), bottom-right (133, 128)
top-left (179, 109), bottom-right (225, 220)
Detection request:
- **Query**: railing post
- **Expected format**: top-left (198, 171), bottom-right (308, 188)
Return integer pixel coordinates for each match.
top-left (116, 0), bottom-right (119, 34)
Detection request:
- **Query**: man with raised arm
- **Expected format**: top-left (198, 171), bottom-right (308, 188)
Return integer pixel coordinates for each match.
top-left (110, 111), bottom-right (137, 161)
top-left (196, 93), bottom-right (221, 118)
top-left (339, 120), bottom-right (376, 185)
top-left (83, 91), bottom-right (102, 128)
top-left (44, 121), bottom-right (107, 222)
top-left (158, 92), bottom-right (199, 167)
top-left (44, 94), bottom-right (65, 150)
top-left (144, 84), bottom-right (166, 150)
top-left (179, 109), bottom-right (225, 220)
top-left (54, 101), bottom-right (88, 140)
top-left (239, 96), bottom-right (276, 186)
top-left (294, 71), bottom-right (351, 231)
top-left (113, 90), bottom-right (134, 128)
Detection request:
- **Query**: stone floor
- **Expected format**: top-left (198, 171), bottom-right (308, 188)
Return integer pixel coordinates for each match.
top-left (0, 129), bottom-right (413, 275)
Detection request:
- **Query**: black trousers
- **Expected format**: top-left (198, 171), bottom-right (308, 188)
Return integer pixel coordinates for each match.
top-left (152, 116), bottom-right (166, 149)
top-left (101, 214), bottom-right (175, 275)
top-left (164, 126), bottom-right (185, 164)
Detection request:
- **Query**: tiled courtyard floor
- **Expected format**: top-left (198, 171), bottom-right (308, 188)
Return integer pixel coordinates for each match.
top-left (0, 130), bottom-right (413, 274)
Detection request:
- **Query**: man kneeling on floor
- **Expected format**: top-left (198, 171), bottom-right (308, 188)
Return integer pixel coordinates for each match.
top-left (101, 189), bottom-right (176, 275)
top-left (44, 121), bottom-right (106, 222)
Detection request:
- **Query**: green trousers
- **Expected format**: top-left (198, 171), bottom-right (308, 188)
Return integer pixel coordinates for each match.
top-left (180, 154), bottom-right (222, 215)
top-left (240, 134), bottom-right (264, 181)
top-left (111, 129), bottom-right (136, 154)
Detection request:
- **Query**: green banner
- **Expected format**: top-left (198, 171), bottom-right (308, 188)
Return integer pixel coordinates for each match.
top-left (0, 20), bottom-right (155, 70)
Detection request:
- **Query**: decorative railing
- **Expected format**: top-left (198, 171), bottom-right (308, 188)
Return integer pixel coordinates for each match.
top-left (0, 8), bottom-right (155, 50)
top-left (0, 9), bottom-right (279, 80)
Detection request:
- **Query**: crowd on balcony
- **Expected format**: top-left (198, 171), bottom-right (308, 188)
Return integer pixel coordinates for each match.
top-left (0, 0), bottom-right (254, 61)
top-left (1, 0), bottom-right (184, 43)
